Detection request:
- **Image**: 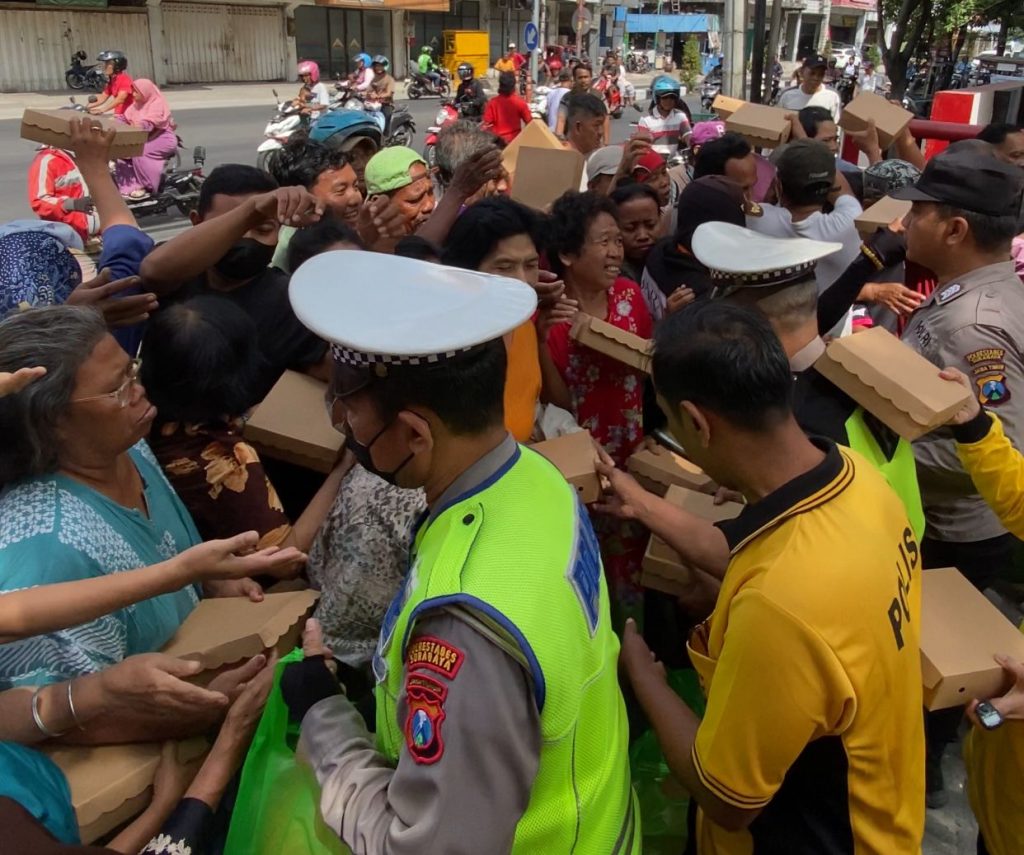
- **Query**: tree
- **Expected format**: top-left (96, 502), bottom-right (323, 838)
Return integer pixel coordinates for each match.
top-left (876, 0), bottom-right (933, 98)
top-left (679, 36), bottom-right (702, 91)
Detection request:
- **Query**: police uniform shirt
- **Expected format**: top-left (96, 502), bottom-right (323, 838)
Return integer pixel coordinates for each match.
top-left (902, 260), bottom-right (1024, 543)
top-left (688, 441), bottom-right (925, 854)
top-left (299, 435), bottom-right (542, 853)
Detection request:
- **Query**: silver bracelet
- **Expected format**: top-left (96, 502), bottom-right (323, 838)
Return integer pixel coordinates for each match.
top-left (30, 686), bottom-right (67, 738)
top-left (67, 681), bottom-right (86, 731)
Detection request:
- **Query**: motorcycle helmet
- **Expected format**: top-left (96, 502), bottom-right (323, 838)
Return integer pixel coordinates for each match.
top-left (97, 50), bottom-right (127, 73)
top-left (420, 46), bottom-right (432, 55)
top-left (297, 60), bottom-right (320, 84)
top-left (354, 53), bottom-right (372, 69)
top-left (372, 55), bottom-right (390, 71)
top-left (651, 74), bottom-right (681, 99)
top-left (457, 62), bottom-right (475, 81)
top-left (310, 109), bottom-right (384, 152)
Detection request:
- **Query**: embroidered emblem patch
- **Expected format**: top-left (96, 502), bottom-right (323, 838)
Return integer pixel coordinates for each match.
top-left (936, 283), bottom-right (961, 304)
top-left (406, 635), bottom-right (465, 679)
top-left (404, 671), bottom-right (449, 764)
top-left (567, 500), bottom-right (602, 637)
top-left (977, 373), bottom-right (1011, 407)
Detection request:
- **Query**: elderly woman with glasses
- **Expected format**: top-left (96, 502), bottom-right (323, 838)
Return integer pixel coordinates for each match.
top-left (0, 306), bottom-right (262, 692)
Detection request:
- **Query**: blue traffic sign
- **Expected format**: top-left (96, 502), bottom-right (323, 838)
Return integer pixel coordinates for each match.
top-left (523, 22), bottom-right (539, 52)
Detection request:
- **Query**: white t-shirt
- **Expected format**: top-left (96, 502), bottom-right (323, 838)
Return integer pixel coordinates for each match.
top-left (638, 109), bottom-right (692, 156)
top-left (547, 86), bottom-right (569, 131)
top-left (745, 194), bottom-right (863, 292)
top-left (310, 82), bottom-right (331, 108)
top-left (776, 85), bottom-right (842, 120)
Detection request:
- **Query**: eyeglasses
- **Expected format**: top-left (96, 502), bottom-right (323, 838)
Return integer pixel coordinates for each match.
top-left (71, 359), bottom-right (141, 409)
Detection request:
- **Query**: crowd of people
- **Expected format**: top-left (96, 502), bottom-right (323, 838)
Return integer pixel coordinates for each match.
top-left (2, 52), bottom-right (1024, 855)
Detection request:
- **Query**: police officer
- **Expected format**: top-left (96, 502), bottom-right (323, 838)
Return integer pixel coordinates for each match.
top-left (894, 149), bottom-right (1024, 805)
top-left (281, 252), bottom-right (640, 853)
top-left (694, 220), bottom-right (926, 539)
top-left (895, 152), bottom-right (1024, 587)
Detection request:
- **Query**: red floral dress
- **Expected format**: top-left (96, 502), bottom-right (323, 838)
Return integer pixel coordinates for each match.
top-left (546, 277), bottom-right (652, 618)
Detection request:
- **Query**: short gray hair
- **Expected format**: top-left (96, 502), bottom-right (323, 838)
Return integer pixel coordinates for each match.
top-left (0, 305), bottom-right (107, 482)
top-left (435, 120), bottom-right (499, 187)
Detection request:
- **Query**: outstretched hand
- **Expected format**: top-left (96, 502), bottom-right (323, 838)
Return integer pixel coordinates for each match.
top-left (940, 367), bottom-right (982, 425)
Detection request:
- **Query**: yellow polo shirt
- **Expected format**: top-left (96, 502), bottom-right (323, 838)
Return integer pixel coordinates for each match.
top-left (688, 441), bottom-right (925, 854)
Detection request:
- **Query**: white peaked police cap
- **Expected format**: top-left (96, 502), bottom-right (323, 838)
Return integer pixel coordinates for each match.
top-left (289, 250), bottom-right (537, 374)
top-left (692, 221), bottom-right (842, 291)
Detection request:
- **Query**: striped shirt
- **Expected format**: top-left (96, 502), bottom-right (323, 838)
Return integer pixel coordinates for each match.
top-left (638, 109), bottom-right (691, 156)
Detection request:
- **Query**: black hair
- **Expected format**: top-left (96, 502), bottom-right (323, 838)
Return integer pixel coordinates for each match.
top-left (441, 197), bottom-right (542, 271)
top-left (365, 338), bottom-right (507, 434)
top-left (692, 133), bottom-right (752, 180)
top-left (287, 214), bottom-right (365, 272)
top-left (798, 106), bottom-right (834, 139)
top-left (498, 71), bottom-right (516, 95)
top-left (573, 63), bottom-right (593, 79)
top-left (935, 204), bottom-right (1019, 253)
top-left (566, 93), bottom-right (606, 125)
top-left (268, 136), bottom-right (350, 190)
top-left (394, 235), bottom-right (442, 262)
top-left (977, 122), bottom-right (1022, 146)
top-left (610, 183), bottom-right (661, 210)
top-left (140, 295), bottom-right (263, 423)
top-left (652, 300), bottom-right (793, 430)
top-left (547, 191), bottom-right (618, 277)
top-left (198, 164), bottom-right (277, 218)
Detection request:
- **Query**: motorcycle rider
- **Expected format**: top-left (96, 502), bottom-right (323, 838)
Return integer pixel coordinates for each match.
top-left (366, 55), bottom-right (397, 134)
top-left (639, 75), bottom-right (692, 157)
top-left (417, 46), bottom-right (442, 91)
top-left (296, 60), bottom-right (331, 117)
top-left (454, 62), bottom-right (486, 119)
top-left (351, 53), bottom-right (374, 94)
top-left (88, 50), bottom-right (134, 116)
top-left (27, 146), bottom-right (98, 242)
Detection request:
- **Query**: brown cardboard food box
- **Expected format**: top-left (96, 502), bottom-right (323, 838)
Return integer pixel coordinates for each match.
top-left (502, 118), bottom-right (564, 176)
top-left (814, 327), bottom-right (973, 440)
top-left (570, 314), bottom-right (652, 374)
top-left (161, 589), bottom-right (320, 670)
top-left (627, 445), bottom-right (713, 496)
top-left (855, 195), bottom-right (912, 238)
top-left (46, 738), bottom-right (209, 844)
top-left (642, 485), bottom-right (743, 596)
top-left (529, 430), bottom-right (601, 503)
top-left (21, 109), bottom-right (148, 158)
top-left (711, 94), bottom-right (746, 120)
top-left (836, 92), bottom-right (913, 149)
top-left (47, 738), bottom-right (210, 843)
top-left (725, 103), bottom-right (792, 149)
top-left (511, 146), bottom-right (586, 211)
top-left (243, 370), bottom-right (343, 473)
top-left (921, 568), bottom-right (1024, 710)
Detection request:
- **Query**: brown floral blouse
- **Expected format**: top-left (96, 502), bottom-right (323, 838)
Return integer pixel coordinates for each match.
top-left (149, 420), bottom-right (292, 548)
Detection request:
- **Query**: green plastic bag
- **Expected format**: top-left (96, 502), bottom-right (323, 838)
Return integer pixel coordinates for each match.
top-left (629, 669), bottom-right (706, 855)
top-left (224, 648), bottom-right (350, 855)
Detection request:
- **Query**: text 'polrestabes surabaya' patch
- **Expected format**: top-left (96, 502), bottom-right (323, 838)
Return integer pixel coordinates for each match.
top-left (406, 635), bottom-right (465, 680)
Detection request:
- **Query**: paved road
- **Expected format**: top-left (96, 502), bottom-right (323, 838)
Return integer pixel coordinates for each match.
top-left (0, 95), bottom-right (650, 235)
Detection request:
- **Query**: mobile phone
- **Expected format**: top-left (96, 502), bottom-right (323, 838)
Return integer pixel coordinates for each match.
top-left (975, 700), bottom-right (1004, 731)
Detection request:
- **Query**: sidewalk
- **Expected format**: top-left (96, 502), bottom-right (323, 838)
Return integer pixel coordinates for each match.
top-left (0, 82), bottom-right (289, 121)
top-left (0, 73), bottom-right (660, 121)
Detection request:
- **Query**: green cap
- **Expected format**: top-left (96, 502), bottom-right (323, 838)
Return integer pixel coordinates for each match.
top-left (364, 147), bottom-right (427, 195)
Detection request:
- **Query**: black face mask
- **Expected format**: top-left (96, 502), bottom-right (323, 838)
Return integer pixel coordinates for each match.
top-left (213, 238), bottom-right (274, 281)
top-left (345, 420), bottom-right (414, 486)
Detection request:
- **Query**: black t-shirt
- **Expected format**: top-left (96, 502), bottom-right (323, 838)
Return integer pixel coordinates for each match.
top-left (456, 79), bottom-right (485, 115)
top-left (169, 267), bottom-right (328, 409)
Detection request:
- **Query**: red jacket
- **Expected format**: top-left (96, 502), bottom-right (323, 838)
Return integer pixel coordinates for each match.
top-left (483, 93), bottom-right (533, 144)
top-left (27, 148), bottom-right (96, 242)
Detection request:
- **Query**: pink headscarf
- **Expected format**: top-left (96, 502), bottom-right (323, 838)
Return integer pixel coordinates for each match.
top-left (124, 79), bottom-right (175, 131)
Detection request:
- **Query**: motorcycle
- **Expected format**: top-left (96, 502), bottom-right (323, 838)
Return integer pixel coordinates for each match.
top-left (63, 98), bottom-right (206, 218)
top-left (65, 51), bottom-right (106, 92)
top-left (836, 75), bottom-right (856, 107)
top-left (595, 74), bottom-right (624, 119)
top-left (700, 76), bottom-right (721, 112)
top-left (530, 85), bottom-right (550, 124)
top-left (626, 51), bottom-right (650, 74)
top-left (406, 66), bottom-right (452, 99)
top-left (256, 89), bottom-right (308, 172)
top-left (423, 101), bottom-right (459, 169)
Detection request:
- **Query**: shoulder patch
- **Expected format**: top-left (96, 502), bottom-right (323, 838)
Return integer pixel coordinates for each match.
top-left (406, 635), bottom-right (465, 679)
top-left (567, 499), bottom-right (602, 637)
top-left (405, 670), bottom-right (447, 765)
top-left (977, 373), bottom-right (1011, 407)
top-left (936, 283), bottom-right (961, 304)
